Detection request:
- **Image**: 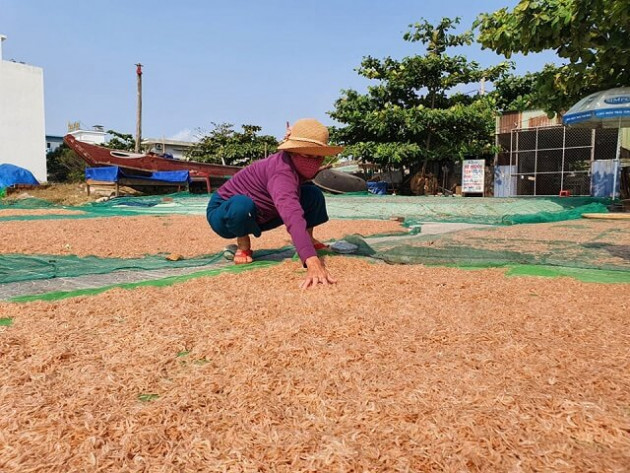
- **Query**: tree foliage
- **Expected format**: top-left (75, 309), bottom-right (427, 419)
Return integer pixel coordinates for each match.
top-left (46, 143), bottom-right (86, 183)
top-left (329, 17), bottom-right (510, 169)
top-left (104, 130), bottom-right (135, 151)
top-left (476, 0), bottom-right (630, 113)
top-left (490, 72), bottom-right (540, 112)
top-left (186, 123), bottom-right (278, 166)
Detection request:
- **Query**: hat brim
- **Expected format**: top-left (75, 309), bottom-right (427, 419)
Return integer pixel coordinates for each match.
top-left (277, 140), bottom-right (344, 156)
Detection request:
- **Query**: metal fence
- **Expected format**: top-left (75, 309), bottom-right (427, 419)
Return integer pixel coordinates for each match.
top-left (496, 125), bottom-right (619, 196)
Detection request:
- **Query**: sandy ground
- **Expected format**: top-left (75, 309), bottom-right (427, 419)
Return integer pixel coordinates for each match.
top-left (0, 216), bottom-right (405, 258)
top-left (0, 208), bottom-right (86, 217)
top-left (0, 257), bottom-right (628, 471)
top-left (3, 183), bottom-right (138, 206)
top-left (1, 203), bottom-right (629, 470)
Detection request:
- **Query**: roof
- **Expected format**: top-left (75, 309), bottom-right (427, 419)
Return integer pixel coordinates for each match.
top-left (142, 138), bottom-right (195, 147)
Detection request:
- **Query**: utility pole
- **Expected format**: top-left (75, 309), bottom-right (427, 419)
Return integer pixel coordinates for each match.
top-left (135, 63), bottom-right (143, 153)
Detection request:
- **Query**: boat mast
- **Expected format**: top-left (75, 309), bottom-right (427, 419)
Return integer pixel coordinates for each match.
top-left (135, 63), bottom-right (143, 153)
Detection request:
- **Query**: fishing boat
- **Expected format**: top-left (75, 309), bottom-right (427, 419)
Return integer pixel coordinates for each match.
top-left (313, 168), bottom-right (367, 194)
top-left (66, 134), bottom-right (369, 194)
top-left (64, 134), bottom-right (241, 192)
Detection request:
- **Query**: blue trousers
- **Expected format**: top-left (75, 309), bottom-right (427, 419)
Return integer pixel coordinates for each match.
top-left (206, 184), bottom-right (329, 239)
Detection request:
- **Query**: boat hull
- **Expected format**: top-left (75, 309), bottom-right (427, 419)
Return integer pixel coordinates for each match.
top-left (64, 135), bottom-right (241, 190)
top-left (313, 169), bottom-right (367, 194)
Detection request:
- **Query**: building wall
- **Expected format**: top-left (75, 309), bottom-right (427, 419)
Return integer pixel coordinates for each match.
top-left (143, 140), bottom-right (193, 159)
top-left (521, 110), bottom-right (563, 129)
top-left (68, 129), bottom-right (107, 145)
top-left (0, 59), bottom-right (47, 182)
top-left (495, 110), bottom-right (563, 133)
top-left (161, 144), bottom-right (189, 159)
top-left (46, 135), bottom-right (64, 154)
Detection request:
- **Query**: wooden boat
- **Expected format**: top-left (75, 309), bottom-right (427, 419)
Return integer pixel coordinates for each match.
top-left (313, 168), bottom-right (367, 194)
top-left (64, 134), bottom-right (241, 192)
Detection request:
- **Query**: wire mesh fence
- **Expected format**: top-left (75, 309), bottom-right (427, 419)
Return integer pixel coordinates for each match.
top-left (496, 125), bottom-right (619, 196)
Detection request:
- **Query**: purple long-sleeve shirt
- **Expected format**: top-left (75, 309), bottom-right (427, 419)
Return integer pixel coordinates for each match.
top-left (217, 151), bottom-right (317, 262)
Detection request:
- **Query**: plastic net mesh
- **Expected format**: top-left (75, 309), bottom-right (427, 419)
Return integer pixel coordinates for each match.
top-left (0, 194), bottom-right (206, 221)
top-left (337, 219), bottom-right (630, 279)
top-left (1, 192), bottom-right (627, 302)
top-left (0, 253), bottom-right (219, 285)
top-left (0, 247), bottom-right (295, 286)
top-left (0, 192), bottom-right (611, 224)
top-left (325, 195), bottom-right (611, 225)
top-left (8, 260), bottom-right (280, 303)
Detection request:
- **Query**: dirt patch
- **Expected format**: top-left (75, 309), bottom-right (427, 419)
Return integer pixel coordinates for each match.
top-left (0, 257), bottom-right (628, 471)
top-left (0, 216), bottom-right (405, 258)
top-left (3, 183), bottom-right (142, 206)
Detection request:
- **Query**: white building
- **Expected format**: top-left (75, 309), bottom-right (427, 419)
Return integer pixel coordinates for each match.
top-left (45, 134), bottom-right (64, 153)
top-left (67, 123), bottom-right (107, 145)
top-left (142, 138), bottom-right (194, 159)
top-left (0, 35), bottom-right (47, 182)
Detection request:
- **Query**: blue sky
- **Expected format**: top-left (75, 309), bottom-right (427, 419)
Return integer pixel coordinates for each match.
top-left (1, 0), bottom-right (559, 142)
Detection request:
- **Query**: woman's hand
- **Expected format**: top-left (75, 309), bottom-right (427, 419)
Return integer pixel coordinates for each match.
top-left (301, 256), bottom-right (337, 289)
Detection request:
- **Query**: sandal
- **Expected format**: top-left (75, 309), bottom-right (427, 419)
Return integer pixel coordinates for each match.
top-left (313, 242), bottom-right (330, 251)
top-left (234, 249), bottom-right (253, 265)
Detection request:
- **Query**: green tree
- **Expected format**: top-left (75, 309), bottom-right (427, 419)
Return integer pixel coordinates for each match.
top-left (186, 123), bottom-right (278, 166)
top-left (46, 143), bottom-right (87, 183)
top-left (491, 72), bottom-right (540, 112)
top-left (329, 17), bottom-right (510, 172)
top-left (104, 130), bottom-right (135, 151)
top-left (476, 0), bottom-right (630, 113)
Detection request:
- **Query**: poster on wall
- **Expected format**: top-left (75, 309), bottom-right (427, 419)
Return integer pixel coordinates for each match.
top-left (462, 160), bottom-right (485, 194)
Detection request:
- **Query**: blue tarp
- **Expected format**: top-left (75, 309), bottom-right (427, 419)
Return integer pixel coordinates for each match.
top-left (0, 164), bottom-right (39, 189)
top-left (367, 181), bottom-right (388, 195)
top-left (85, 166), bottom-right (190, 183)
top-left (591, 159), bottom-right (621, 198)
top-left (85, 167), bottom-right (119, 182)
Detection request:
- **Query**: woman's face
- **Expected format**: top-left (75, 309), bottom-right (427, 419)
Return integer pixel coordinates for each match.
top-left (290, 153), bottom-right (325, 179)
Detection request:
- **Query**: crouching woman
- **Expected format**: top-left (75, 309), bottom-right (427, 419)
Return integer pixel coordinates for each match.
top-left (206, 118), bottom-right (341, 289)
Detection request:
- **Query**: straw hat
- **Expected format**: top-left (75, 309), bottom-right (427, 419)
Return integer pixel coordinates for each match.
top-left (277, 118), bottom-right (344, 156)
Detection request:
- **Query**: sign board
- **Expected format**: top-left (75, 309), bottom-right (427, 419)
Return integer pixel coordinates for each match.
top-left (462, 160), bottom-right (485, 194)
